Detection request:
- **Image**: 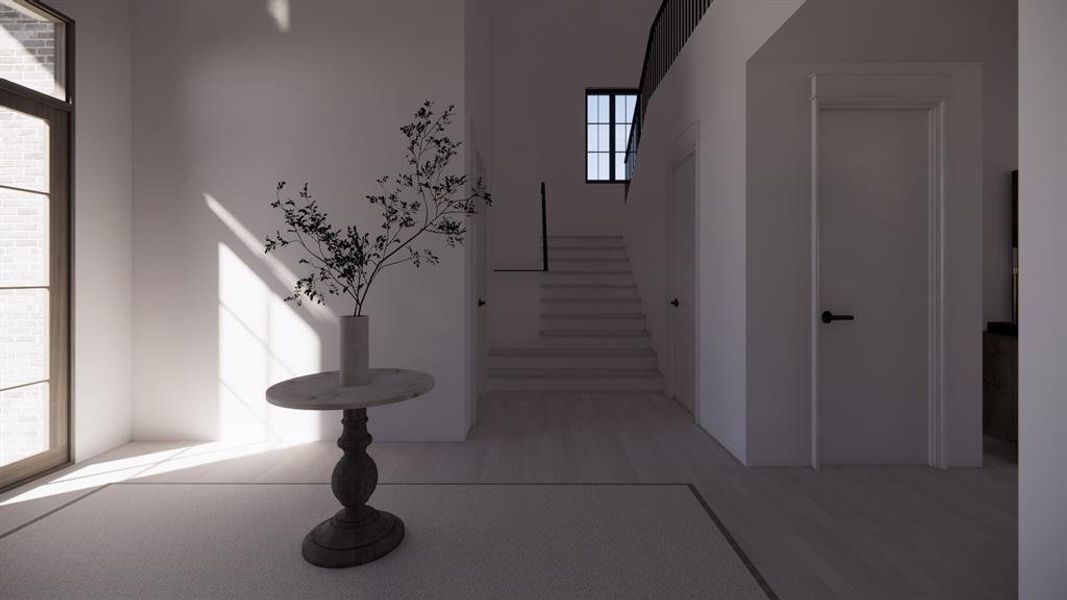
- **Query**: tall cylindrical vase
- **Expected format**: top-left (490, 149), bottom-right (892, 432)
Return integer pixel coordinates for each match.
top-left (340, 315), bottom-right (371, 387)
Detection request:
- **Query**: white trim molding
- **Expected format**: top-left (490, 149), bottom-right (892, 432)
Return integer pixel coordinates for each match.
top-left (809, 72), bottom-right (950, 469)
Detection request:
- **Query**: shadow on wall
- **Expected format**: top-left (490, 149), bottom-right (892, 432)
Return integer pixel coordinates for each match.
top-left (206, 193), bottom-right (337, 443)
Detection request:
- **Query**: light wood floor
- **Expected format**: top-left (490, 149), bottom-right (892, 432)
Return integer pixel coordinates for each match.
top-left (0, 392), bottom-right (1016, 599)
top-left (375, 392), bottom-right (1017, 600)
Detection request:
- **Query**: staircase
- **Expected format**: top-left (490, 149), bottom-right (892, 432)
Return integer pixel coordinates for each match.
top-left (488, 235), bottom-right (663, 392)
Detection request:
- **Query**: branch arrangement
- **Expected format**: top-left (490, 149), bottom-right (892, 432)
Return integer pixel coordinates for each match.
top-left (265, 101), bottom-right (491, 316)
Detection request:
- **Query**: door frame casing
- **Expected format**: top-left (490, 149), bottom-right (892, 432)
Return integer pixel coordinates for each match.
top-left (665, 121), bottom-right (700, 422)
top-left (809, 73), bottom-right (948, 469)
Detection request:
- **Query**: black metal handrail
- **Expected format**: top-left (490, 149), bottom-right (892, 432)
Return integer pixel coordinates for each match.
top-left (625, 0), bottom-right (713, 183)
top-left (493, 181), bottom-right (549, 273)
top-left (541, 182), bottom-right (549, 272)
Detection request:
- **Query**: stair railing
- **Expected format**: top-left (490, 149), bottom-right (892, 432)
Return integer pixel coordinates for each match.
top-left (494, 181), bottom-right (550, 272)
top-left (625, 0), bottom-right (714, 185)
top-left (541, 182), bottom-right (549, 272)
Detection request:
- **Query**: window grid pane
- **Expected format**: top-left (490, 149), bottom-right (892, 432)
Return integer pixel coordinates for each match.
top-left (586, 91), bottom-right (637, 182)
top-left (0, 106), bottom-right (51, 194)
top-left (0, 187), bottom-right (49, 287)
top-left (0, 381), bottom-right (49, 468)
top-left (0, 3), bottom-right (65, 101)
top-left (0, 288), bottom-right (49, 390)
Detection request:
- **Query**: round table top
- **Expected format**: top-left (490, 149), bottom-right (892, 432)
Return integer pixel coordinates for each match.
top-left (265, 369), bottom-right (435, 411)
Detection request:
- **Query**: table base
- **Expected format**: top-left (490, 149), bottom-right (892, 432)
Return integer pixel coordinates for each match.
top-left (301, 408), bottom-right (403, 568)
top-left (302, 506), bottom-right (405, 568)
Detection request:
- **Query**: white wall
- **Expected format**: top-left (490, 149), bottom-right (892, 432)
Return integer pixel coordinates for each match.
top-left (1019, 0), bottom-right (1067, 596)
top-left (744, 0), bottom-right (1016, 466)
top-left (487, 0), bottom-right (659, 270)
top-left (130, 0), bottom-right (471, 443)
top-left (49, 0), bottom-right (135, 462)
top-left (622, 0), bottom-right (805, 463)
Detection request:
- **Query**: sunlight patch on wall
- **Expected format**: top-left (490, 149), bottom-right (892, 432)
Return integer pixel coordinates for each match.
top-left (205, 193), bottom-right (334, 324)
top-left (218, 243), bottom-right (319, 442)
top-left (267, 0), bottom-right (290, 32)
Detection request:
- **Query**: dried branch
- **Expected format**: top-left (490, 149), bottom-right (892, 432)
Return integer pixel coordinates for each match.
top-left (265, 101), bottom-right (492, 316)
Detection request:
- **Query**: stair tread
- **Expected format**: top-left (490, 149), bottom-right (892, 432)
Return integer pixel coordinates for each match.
top-left (541, 298), bottom-right (640, 303)
top-left (541, 283), bottom-right (637, 289)
top-left (546, 235), bottom-right (623, 239)
top-left (541, 313), bottom-right (645, 320)
top-left (546, 270), bottom-right (632, 275)
top-left (541, 329), bottom-right (650, 337)
top-left (489, 368), bottom-right (661, 379)
top-left (490, 347), bottom-right (655, 357)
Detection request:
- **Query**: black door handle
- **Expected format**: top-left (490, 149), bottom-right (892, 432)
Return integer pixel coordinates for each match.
top-left (670, 298), bottom-right (680, 307)
top-left (478, 298), bottom-right (486, 307)
top-left (821, 311), bottom-right (854, 324)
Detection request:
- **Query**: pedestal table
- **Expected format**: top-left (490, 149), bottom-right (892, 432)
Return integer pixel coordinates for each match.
top-left (266, 368), bottom-right (434, 568)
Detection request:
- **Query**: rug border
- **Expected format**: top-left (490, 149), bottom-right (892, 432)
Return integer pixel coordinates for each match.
top-left (1, 481), bottom-right (777, 599)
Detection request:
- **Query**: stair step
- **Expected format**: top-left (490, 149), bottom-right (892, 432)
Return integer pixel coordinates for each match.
top-left (487, 367), bottom-right (663, 392)
top-left (489, 347), bottom-right (657, 370)
top-left (541, 283), bottom-right (636, 289)
top-left (544, 272), bottom-right (633, 285)
top-left (543, 236), bottom-right (625, 249)
top-left (541, 285), bottom-right (639, 301)
top-left (536, 329), bottom-right (651, 349)
top-left (548, 270), bottom-right (631, 274)
top-left (490, 347), bottom-right (655, 357)
top-left (548, 259), bottom-right (630, 272)
top-left (546, 235), bottom-right (624, 239)
top-left (548, 245), bottom-right (626, 252)
top-left (490, 368), bottom-right (660, 379)
top-left (542, 296), bottom-right (640, 301)
top-left (548, 250), bottom-right (627, 261)
top-left (541, 328), bottom-right (649, 337)
top-left (541, 312), bottom-right (643, 318)
top-left (540, 318), bottom-right (645, 331)
top-left (541, 300), bottom-right (642, 314)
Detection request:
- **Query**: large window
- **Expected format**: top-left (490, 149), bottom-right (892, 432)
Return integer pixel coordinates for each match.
top-left (0, 0), bottom-right (72, 492)
top-left (586, 89), bottom-right (636, 183)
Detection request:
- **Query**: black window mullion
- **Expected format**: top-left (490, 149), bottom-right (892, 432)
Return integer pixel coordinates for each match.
top-left (608, 92), bottom-right (616, 181)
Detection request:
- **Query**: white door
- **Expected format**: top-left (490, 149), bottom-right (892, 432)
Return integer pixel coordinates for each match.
top-left (470, 150), bottom-right (489, 421)
top-left (818, 108), bottom-right (929, 465)
top-left (668, 153), bottom-right (697, 415)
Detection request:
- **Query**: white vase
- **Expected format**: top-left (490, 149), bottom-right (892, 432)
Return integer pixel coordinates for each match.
top-left (339, 315), bottom-right (371, 387)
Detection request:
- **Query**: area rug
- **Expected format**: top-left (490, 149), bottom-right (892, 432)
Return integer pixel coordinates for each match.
top-left (0, 483), bottom-right (773, 599)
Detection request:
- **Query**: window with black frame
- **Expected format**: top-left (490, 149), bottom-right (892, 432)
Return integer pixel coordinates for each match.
top-left (586, 89), bottom-right (636, 183)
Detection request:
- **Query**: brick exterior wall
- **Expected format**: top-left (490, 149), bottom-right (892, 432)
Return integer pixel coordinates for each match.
top-left (1, 5), bottom-right (56, 467)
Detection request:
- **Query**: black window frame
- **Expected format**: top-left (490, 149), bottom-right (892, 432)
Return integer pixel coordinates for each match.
top-left (585, 88), bottom-right (637, 185)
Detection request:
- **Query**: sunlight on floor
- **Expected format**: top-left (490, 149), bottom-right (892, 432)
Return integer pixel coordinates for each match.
top-left (0, 441), bottom-right (312, 507)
